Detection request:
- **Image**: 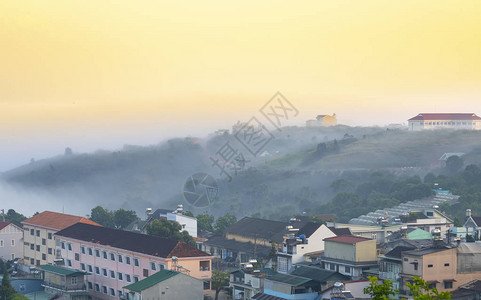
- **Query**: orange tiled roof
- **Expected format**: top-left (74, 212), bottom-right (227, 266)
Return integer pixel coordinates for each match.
top-left (22, 211), bottom-right (101, 231)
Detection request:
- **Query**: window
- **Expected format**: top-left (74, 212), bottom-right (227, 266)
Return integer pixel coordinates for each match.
top-left (88, 247), bottom-right (93, 256)
top-left (61, 242), bottom-right (66, 249)
top-left (126, 274), bottom-right (132, 283)
top-left (159, 263), bottom-right (165, 271)
top-left (102, 251), bottom-right (108, 259)
top-left (30, 229), bottom-right (34, 236)
top-left (118, 272), bottom-right (123, 281)
top-left (36, 260), bottom-right (40, 266)
top-left (277, 257), bottom-right (288, 273)
top-left (30, 258), bottom-right (34, 265)
top-left (80, 263), bottom-right (86, 271)
top-left (67, 259), bottom-right (72, 267)
top-left (428, 264), bottom-right (433, 268)
top-left (71, 276), bottom-right (77, 285)
top-left (95, 249), bottom-right (100, 257)
top-left (134, 276), bottom-right (140, 283)
top-left (36, 245), bottom-right (40, 251)
top-left (94, 284), bottom-right (100, 292)
top-left (110, 288), bottom-right (115, 296)
top-left (143, 269), bottom-right (149, 277)
top-left (428, 282), bottom-right (436, 289)
top-left (414, 263), bottom-right (418, 271)
top-left (118, 254), bottom-right (123, 263)
top-left (110, 270), bottom-right (115, 279)
top-left (36, 230), bottom-right (40, 237)
top-left (30, 244), bottom-right (34, 250)
top-left (0, 240), bottom-right (3, 247)
top-left (125, 256), bottom-right (131, 265)
top-left (134, 258), bottom-right (140, 267)
top-left (48, 233), bottom-right (52, 240)
top-left (11, 240), bottom-right (15, 246)
top-left (87, 265), bottom-right (93, 273)
top-left (81, 246), bottom-right (86, 254)
top-left (199, 261), bottom-right (209, 271)
top-left (95, 267), bottom-right (100, 275)
top-left (110, 252), bottom-right (115, 261)
top-left (102, 286), bottom-right (107, 294)
top-left (48, 248), bottom-right (52, 255)
top-left (42, 254), bottom-right (46, 260)
top-left (102, 268), bottom-right (107, 277)
top-left (118, 290), bottom-right (123, 297)
top-left (150, 262), bottom-right (156, 271)
top-left (344, 266), bottom-right (351, 273)
top-left (87, 282), bottom-right (93, 290)
top-left (444, 281), bottom-right (453, 289)
top-left (330, 264), bottom-right (336, 271)
top-left (204, 280), bottom-right (211, 290)
top-left (41, 239), bottom-right (46, 246)
top-left (11, 254), bottom-right (15, 260)
top-left (403, 258), bottom-right (408, 261)
top-left (444, 263), bottom-right (450, 267)
top-left (75, 253), bottom-right (80, 261)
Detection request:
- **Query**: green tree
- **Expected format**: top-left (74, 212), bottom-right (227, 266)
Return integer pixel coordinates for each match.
top-left (211, 270), bottom-right (230, 300)
top-left (364, 276), bottom-right (397, 300)
top-left (89, 206), bottom-right (114, 227)
top-left (445, 155), bottom-right (464, 174)
top-left (0, 269), bottom-right (16, 300)
top-left (196, 214), bottom-right (215, 233)
top-left (146, 219), bottom-right (195, 246)
top-left (5, 209), bottom-right (27, 227)
top-left (407, 276), bottom-right (452, 300)
top-left (183, 211), bottom-right (195, 218)
top-left (113, 209), bottom-right (138, 229)
top-left (214, 213), bottom-right (237, 234)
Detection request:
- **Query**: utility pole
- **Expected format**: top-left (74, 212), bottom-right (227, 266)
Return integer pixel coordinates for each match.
top-left (1, 209), bottom-right (5, 222)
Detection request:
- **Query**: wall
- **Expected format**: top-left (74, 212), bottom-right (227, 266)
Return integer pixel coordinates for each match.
top-left (140, 273), bottom-right (203, 300)
top-left (324, 242), bottom-right (355, 262)
top-left (355, 240), bottom-right (377, 262)
top-left (10, 278), bottom-right (43, 294)
top-left (22, 225), bottom-right (57, 266)
top-left (0, 224), bottom-right (23, 261)
top-left (167, 213), bottom-right (197, 238)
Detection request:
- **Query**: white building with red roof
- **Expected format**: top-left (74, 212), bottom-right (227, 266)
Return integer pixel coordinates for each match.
top-left (0, 221), bottom-right (23, 261)
top-left (408, 113), bottom-right (481, 131)
top-left (21, 211), bottom-right (101, 266)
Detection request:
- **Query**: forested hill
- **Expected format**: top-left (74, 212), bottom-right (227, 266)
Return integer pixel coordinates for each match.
top-left (2, 126), bottom-right (481, 219)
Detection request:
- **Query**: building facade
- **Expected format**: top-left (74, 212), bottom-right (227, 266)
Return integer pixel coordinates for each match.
top-left (22, 211), bottom-right (101, 266)
top-left (0, 221), bottom-right (23, 261)
top-left (408, 113), bottom-right (481, 131)
top-left (54, 223), bottom-right (213, 300)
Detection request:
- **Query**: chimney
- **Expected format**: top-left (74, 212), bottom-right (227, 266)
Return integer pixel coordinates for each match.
top-left (466, 209), bottom-right (472, 218)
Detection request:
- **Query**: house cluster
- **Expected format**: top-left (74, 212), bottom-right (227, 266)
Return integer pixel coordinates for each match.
top-left (197, 208), bottom-right (481, 300)
top-left (1, 210), bottom-right (212, 300)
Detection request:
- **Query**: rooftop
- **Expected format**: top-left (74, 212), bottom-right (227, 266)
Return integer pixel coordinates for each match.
top-left (408, 113), bottom-right (481, 121)
top-left (225, 217), bottom-right (291, 243)
top-left (328, 226), bottom-right (352, 236)
top-left (55, 223), bottom-right (211, 258)
top-left (40, 265), bottom-right (85, 276)
top-left (384, 246), bottom-right (415, 260)
top-left (324, 236), bottom-right (372, 244)
top-left (267, 273), bottom-right (312, 286)
top-left (22, 211), bottom-right (101, 231)
top-left (298, 222), bottom-right (322, 238)
top-left (291, 265), bottom-right (349, 282)
top-left (204, 235), bottom-right (271, 257)
top-left (123, 270), bottom-right (180, 292)
top-left (403, 246), bottom-right (453, 256)
top-left (0, 221), bottom-right (12, 231)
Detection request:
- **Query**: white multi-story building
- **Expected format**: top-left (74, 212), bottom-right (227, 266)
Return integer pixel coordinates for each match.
top-left (0, 221), bottom-right (23, 261)
top-left (408, 113), bottom-right (481, 131)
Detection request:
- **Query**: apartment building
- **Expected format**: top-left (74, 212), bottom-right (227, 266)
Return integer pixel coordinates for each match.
top-left (54, 223), bottom-right (213, 300)
top-left (0, 221), bottom-right (24, 261)
top-left (22, 211), bottom-right (101, 266)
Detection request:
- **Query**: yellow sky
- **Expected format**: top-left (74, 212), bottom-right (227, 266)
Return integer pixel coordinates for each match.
top-left (1, 1), bottom-right (481, 162)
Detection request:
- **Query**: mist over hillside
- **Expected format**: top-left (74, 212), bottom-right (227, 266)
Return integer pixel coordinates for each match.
top-left (2, 125), bottom-right (481, 218)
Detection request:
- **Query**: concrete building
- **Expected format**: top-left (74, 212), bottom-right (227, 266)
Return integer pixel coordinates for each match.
top-left (306, 114), bottom-right (337, 127)
top-left (22, 211), bottom-right (101, 266)
top-left (54, 223), bottom-right (213, 300)
top-left (230, 268), bottom-right (275, 300)
top-left (40, 264), bottom-right (90, 300)
top-left (124, 269), bottom-right (204, 300)
top-left (408, 113), bottom-right (481, 131)
top-left (321, 236), bottom-right (378, 280)
top-left (0, 221), bottom-right (23, 261)
top-left (379, 246), bottom-right (414, 296)
top-left (252, 273), bottom-right (319, 300)
top-left (277, 223), bottom-right (337, 274)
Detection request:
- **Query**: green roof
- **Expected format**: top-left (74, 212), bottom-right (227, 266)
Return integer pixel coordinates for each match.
top-left (40, 265), bottom-right (85, 276)
top-left (123, 270), bottom-right (180, 292)
top-left (267, 273), bottom-right (311, 286)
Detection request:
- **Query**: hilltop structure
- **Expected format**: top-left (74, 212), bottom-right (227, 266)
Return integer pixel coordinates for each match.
top-left (408, 113), bottom-right (481, 131)
top-left (306, 114), bottom-right (337, 127)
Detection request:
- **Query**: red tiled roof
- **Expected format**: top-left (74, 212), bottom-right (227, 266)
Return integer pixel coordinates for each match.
top-left (324, 236), bottom-right (372, 244)
top-left (22, 211), bottom-right (101, 231)
top-left (408, 113), bottom-right (481, 121)
top-left (0, 221), bottom-right (11, 231)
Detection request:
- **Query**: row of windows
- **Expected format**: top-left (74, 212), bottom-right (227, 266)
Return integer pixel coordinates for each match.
top-left (424, 121), bottom-right (472, 126)
top-left (80, 263), bottom-right (140, 283)
top-left (0, 240), bottom-right (15, 247)
top-left (25, 227), bottom-right (53, 239)
top-left (87, 281), bottom-right (124, 298)
top-left (76, 244), bottom-right (141, 266)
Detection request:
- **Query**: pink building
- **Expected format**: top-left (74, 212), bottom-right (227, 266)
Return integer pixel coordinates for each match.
top-left (54, 223), bottom-right (213, 300)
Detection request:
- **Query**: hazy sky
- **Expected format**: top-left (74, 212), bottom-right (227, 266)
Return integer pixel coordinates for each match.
top-left (1, 1), bottom-right (481, 171)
